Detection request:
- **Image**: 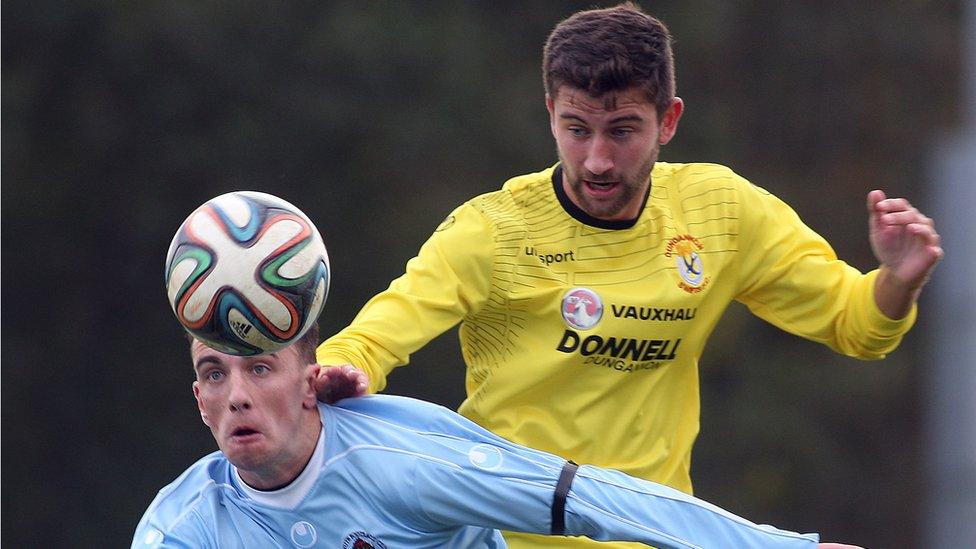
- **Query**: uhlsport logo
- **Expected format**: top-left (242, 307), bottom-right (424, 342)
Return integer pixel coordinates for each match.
top-left (665, 234), bottom-right (710, 293)
top-left (561, 287), bottom-right (603, 330)
top-left (290, 521), bottom-right (317, 547)
top-left (141, 528), bottom-right (163, 546)
top-left (468, 444), bottom-right (504, 470)
top-left (435, 214), bottom-right (456, 232)
top-left (342, 531), bottom-right (387, 549)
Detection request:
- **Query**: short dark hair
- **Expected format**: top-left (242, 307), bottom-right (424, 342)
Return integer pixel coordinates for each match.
top-left (187, 322), bottom-right (320, 367)
top-left (543, 2), bottom-right (676, 117)
top-left (292, 322), bottom-right (320, 366)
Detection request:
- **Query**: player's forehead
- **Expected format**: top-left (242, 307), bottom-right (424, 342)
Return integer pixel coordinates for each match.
top-left (189, 339), bottom-right (299, 369)
top-left (553, 85), bottom-right (654, 119)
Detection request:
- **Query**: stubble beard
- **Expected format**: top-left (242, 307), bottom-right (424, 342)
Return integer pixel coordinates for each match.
top-left (561, 142), bottom-right (660, 221)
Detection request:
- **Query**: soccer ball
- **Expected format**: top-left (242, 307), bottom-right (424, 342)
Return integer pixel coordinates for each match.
top-left (165, 191), bottom-right (329, 356)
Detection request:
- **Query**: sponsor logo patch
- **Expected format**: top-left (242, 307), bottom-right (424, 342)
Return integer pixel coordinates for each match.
top-left (561, 287), bottom-right (603, 330)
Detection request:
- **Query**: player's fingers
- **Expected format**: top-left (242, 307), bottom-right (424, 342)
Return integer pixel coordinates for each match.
top-left (315, 364), bottom-right (350, 400)
top-left (879, 208), bottom-right (922, 226)
top-left (348, 369), bottom-right (369, 396)
top-left (314, 364), bottom-right (366, 402)
top-left (314, 374), bottom-right (335, 401)
top-left (908, 222), bottom-right (942, 247)
top-left (875, 197), bottom-right (912, 213)
top-left (866, 189), bottom-right (886, 211)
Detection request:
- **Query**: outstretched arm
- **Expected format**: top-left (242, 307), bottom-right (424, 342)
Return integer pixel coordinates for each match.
top-left (868, 189), bottom-right (943, 319)
top-left (405, 412), bottom-right (853, 548)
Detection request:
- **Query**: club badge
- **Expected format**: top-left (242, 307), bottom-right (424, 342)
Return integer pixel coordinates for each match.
top-left (665, 235), bottom-right (710, 294)
top-left (342, 531), bottom-right (387, 549)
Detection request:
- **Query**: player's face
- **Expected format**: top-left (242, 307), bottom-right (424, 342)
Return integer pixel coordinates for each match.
top-left (547, 86), bottom-right (682, 221)
top-left (191, 340), bottom-right (319, 488)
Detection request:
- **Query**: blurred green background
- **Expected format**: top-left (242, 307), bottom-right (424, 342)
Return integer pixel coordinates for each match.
top-left (2, 1), bottom-right (965, 546)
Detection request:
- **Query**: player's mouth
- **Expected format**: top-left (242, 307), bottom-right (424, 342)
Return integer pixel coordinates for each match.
top-left (229, 426), bottom-right (262, 443)
top-left (583, 179), bottom-right (620, 197)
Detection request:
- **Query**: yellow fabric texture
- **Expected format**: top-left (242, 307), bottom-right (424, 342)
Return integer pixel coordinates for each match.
top-left (318, 162), bottom-right (914, 549)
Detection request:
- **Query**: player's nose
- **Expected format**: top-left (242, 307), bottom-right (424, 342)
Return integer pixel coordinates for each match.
top-left (227, 374), bottom-right (252, 412)
top-left (584, 136), bottom-right (614, 175)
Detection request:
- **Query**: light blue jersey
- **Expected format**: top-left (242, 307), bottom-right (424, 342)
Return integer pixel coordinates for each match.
top-left (133, 395), bottom-right (818, 548)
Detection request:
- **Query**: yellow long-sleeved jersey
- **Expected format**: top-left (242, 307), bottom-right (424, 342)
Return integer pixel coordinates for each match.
top-left (318, 163), bottom-right (914, 549)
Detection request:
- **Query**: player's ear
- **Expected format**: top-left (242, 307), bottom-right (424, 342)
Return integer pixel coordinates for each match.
top-left (658, 97), bottom-right (683, 145)
top-left (193, 381), bottom-right (211, 426)
top-left (301, 364), bottom-right (319, 409)
top-left (546, 93), bottom-right (557, 137)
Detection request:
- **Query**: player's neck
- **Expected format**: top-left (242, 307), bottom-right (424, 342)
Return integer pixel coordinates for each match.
top-left (239, 416), bottom-right (323, 491)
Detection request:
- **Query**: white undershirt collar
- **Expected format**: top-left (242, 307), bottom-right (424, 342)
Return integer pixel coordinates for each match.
top-left (234, 424), bottom-right (325, 509)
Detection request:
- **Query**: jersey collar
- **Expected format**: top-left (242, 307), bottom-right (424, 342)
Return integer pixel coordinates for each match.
top-left (551, 164), bottom-right (649, 230)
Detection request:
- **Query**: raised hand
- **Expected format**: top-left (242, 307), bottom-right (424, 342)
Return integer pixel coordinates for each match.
top-left (867, 189), bottom-right (943, 318)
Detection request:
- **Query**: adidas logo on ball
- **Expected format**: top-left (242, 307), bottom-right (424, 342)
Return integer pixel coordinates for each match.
top-left (230, 320), bottom-right (253, 339)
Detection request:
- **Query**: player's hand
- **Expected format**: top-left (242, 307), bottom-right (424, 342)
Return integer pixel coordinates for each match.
top-left (868, 189), bottom-right (943, 290)
top-left (867, 190), bottom-right (943, 318)
top-left (818, 544), bottom-right (864, 549)
top-left (315, 363), bottom-right (369, 404)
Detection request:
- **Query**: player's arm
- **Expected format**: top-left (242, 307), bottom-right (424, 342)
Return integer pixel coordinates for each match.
top-left (563, 463), bottom-right (850, 548)
top-left (867, 189), bottom-right (942, 319)
top-left (315, 203), bottom-right (494, 397)
top-left (402, 418), bottom-right (841, 548)
top-left (734, 179), bottom-right (917, 359)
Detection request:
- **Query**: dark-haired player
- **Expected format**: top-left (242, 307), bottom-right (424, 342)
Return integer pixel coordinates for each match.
top-left (316, 4), bottom-right (942, 548)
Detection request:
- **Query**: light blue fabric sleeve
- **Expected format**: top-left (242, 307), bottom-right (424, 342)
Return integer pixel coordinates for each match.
top-left (130, 456), bottom-right (271, 549)
top-left (565, 464), bottom-right (819, 548)
top-left (131, 459), bottom-right (219, 549)
top-left (359, 395), bottom-right (819, 548)
top-left (131, 490), bottom-right (215, 549)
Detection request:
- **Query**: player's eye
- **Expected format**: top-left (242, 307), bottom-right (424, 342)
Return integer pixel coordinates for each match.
top-left (568, 126), bottom-right (589, 137)
top-left (252, 364), bottom-right (270, 375)
top-left (611, 127), bottom-right (634, 138)
top-left (206, 370), bottom-right (224, 382)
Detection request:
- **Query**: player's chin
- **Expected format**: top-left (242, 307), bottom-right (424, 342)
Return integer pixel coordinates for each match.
top-left (223, 444), bottom-right (270, 470)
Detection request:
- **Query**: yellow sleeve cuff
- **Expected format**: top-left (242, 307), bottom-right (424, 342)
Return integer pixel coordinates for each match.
top-left (862, 268), bottom-right (918, 336)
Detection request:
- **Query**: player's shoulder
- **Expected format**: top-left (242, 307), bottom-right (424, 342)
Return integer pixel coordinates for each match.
top-left (499, 165), bottom-right (557, 194)
top-left (654, 162), bottom-right (754, 192)
top-left (134, 452), bottom-right (234, 542)
top-left (461, 165), bottom-right (556, 214)
top-left (330, 394), bottom-right (456, 430)
top-left (328, 395), bottom-right (510, 450)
